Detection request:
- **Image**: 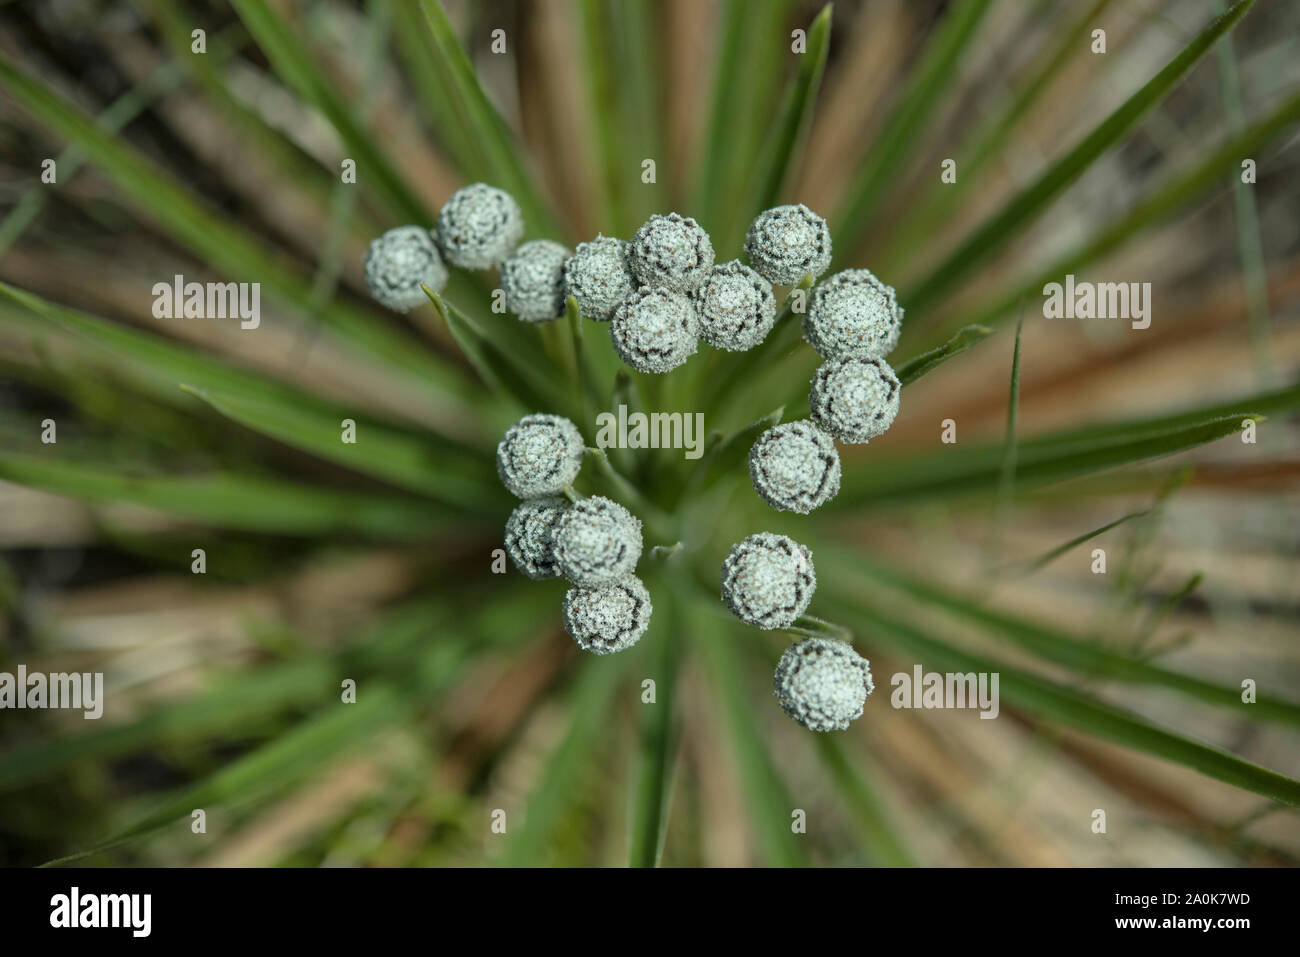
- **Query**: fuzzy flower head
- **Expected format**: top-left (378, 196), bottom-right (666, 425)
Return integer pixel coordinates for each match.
top-left (692, 260), bottom-right (777, 352)
top-left (749, 420), bottom-right (841, 514)
top-left (744, 204), bottom-right (832, 286)
top-left (496, 413), bottom-right (585, 499)
top-left (610, 287), bottom-right (700, 373)
top-left (553, 495), bottom-right (643, 586)
top-left (504, 497), bottom-right (568, 579)
top-left (562, 235), bottom-right (635, 322)
top-left (436, 183), bottom-right (525, 270)
top-left (501, 239), bottom-right (571, 322)
top-left (628, 212), bottom-right (715, 293)
top-left (774, 638), bottom-right (874, 732)
top-left (810, 356), bottom-right (901, 444)
top-left (363, 226), bottom-right (448, 312)
top-left (803, 268), bottom-right (903, 359)
top-left (563, 576), bottom-right (653, 654)
top-left (721, 532), bottom-right (816, 630)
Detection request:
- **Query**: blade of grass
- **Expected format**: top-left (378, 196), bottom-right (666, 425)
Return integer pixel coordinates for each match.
top-left (744, 3), bottom-right (832, 216)
top-left (830, 554), bottom-right (1300, 728)
top-left (423, 286), bottom-right (573, 417)
top-left (180, 383), bottom-right (498, 511)
top-left (1215, 0), bottom-right (1274, 386)
top-left (497, 659), bottom-right (624, 867)
top-left (828, 597), bottom-right (1300, 805)
top-left (0, 453), bottom-right (454, 538)
top-left (0, 54), bottom-right (472, 403)
top-left (902, 0), bottom-right (1258, 317)
top-left (693, 0), bottom-right (791, 248)
top-left (412, 0), bottom-right (568, 240)
top-left (833, 380), bottom-right (1297, 506)
top-left (893, 323), bottom-right (993, 385)
top-left (815, 734), bottom-right (914, 866)
top-left (882, 0), bottom-right (1114, 274)
top-left (627, 597), bottom-right (682, 867)
top-left (832, 0), bottom-right (993, 257)
top-left (228, 0), bottom-right (426, 222)
top-left (931, 87), bottom-right (1300, 341)
top-left (695, 603), bottom-right (806, 866)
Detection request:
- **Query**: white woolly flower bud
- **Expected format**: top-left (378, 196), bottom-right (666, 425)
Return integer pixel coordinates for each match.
top-left (562, 576), bottom-right (653, 654)
top-left (610, 287), bottom-right (700, 373)
top-left (562, 235), bottom-right (635, 322)
top-left (628, 212), bottom-right (715, 293)
top-left (436, 182), bottom-right (524, 270)
top-left (774, 638), bottom-right (874, 732)
top-left (553, 495), bottom-right (643, 586)
top-left (744, 204), bottom-right (832, 285)
top-left (501, 239), bottom-right (571, 322)
top-left (496, 413), bottom-right (585, 499)
top-left (692, 260), bottom-right (776, 352)
top-left (803, 268), bottom-right (903, 359)
top-left (363, 226), bottom-right (448, 312)
top-left (809, 356), bottom-right (900, 444)
top-left (748, 420), bottom-right (841, 514)
top-left (504, 496), bottom-right (568, 579)
top-left (721, 532), bottom-right (816, 630)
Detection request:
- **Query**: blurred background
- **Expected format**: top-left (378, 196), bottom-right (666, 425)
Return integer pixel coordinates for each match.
top-left (0, 0), bottom-right (1298, 866)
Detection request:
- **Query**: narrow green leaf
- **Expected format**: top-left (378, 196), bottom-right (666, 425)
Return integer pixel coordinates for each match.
top-left (498, 660), bottom-right (624, 867)
top-left (833, 0), bottom-right (992, 256)
top-left (695, 606), bottom-right (806, 866)
top-left (815, 735), bottom-right (914, 867)
top-left (694, 0), bottom-right (791, 247)
top-left (825, 595), bottom-right (1300, 806)
top-left (1016, 507), bottom-right (1154, 575)
top-left (627, 607), bottom-right (682, 867)
top-left (229, 0), bottom-right (426, 222)
top-left (744, 4), bottom-right (832, 216)
top-left (934, 87), bottom-right (1300, 341)
top-left (0, 453), bottom-right (452, 538)
top-left (894, 323), bottom-right (993, 385)
top-left (181, 383), bottom-right (497, 511)
top-left (413, 0), bottom-right (568, 240)
top-left (424, 286), bottom-right (570, 416)
top-left (834, 381), bottom-right (1289, 506)
top-left (833, 554), bottom-right (1300, 728)
top-left (41, 686), bottom-right (413, 866)
top-left (902, 0), bottom-right (1258, 316)
top-left (0, 53), bottom-right (471, 402)
top-left (882, 0), bottom-right (1114, 274)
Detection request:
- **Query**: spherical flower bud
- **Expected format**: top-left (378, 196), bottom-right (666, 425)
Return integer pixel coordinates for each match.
top-left (501, 239), bottom-right (571, 322)
top-left (562, 576), bottom-right (653, 654)
top-left (503, 497), bottom-right (568, 579)
top-left (628, 212), bottom-right (715, 293)
top-left (562, 235), bottom-right (635, 322)
top-left (363, 226), bottom-right (448, 312)
top-left (809, 356), bottom-right (900, 444)
top-left (553, 495), bottom-right (643, 586)
top-left (692, 260), bottom-right (777, 352)
top-left (721, 532), bottom-right (816, 630)
top-left (748, 420), bottom-right (841, 514)
top-left (496, 413), bottom-right (585, 499)
top-left (774, 638), bottom-right (874, 732)
top-left (803, 268), bottom-right (903, 359)
top-left (436, 182), bottom-right (524, 270)
top-left (744, 204), bottom-right (832, 285)
top-left (610, 287), bottom-right (700, 373)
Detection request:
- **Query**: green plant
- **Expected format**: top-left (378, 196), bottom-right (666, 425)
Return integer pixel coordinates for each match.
top-left (0, 0), bottom-right (1297, 868)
